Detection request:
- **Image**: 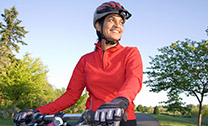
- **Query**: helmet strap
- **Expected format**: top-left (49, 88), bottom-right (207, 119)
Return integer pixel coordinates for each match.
top-left (100, 32), bottom-right (120, 45)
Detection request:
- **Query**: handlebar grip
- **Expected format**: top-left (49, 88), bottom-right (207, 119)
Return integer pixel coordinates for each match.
top-left (71, 109), bottom-right (127, 126)
top-left (82, 110), bottom-right (95, 124)
top-left (26, 112), bottom-right (43, 126)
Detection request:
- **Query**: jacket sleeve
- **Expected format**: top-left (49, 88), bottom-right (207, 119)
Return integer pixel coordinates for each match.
top-left (115, 47), bottom-right (143, 104)
top-left (37, 56), bottom-right (86, 114)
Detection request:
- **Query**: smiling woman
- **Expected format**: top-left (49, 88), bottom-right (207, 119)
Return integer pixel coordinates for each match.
top-left (2, 0), bottom-right (206, 126)
top-left (14, 1), bottom-right (143, 126)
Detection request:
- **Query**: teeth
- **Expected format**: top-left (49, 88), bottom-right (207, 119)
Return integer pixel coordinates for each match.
top-left (112, 30), bottom-right (119, 33)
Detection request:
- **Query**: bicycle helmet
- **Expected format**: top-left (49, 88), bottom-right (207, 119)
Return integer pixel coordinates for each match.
top-left (93, 1), bottom-right (132, 45)
top-left (93, 1), bottom-right (132, 27)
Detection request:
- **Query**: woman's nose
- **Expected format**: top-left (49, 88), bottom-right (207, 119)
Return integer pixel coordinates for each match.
top-left (113, 21), bottom-right (122, 28)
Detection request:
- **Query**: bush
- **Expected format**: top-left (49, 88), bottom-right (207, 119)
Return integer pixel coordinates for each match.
top-left (136, 104), bottom-right (144, 113)
top-left (154, 106), bottom-right (160, 115)
top-left (0, 108), bottom-right (13, 118)
top-left (202, 105), bottom-right (208, 117)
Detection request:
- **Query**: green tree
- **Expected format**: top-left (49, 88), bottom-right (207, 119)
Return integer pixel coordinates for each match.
top-left (179, 104), bottom-right (192, 116)
top-left (162, 92), bottom-right (186, 115)
top-left (144, 38), bottom-right (208, 126)
top-left (17, 83), bottom-right (61, 109)
top-left (143, 106), bottom-right (149, 113)
top-left (136, 104), bottom-right (144, 113)
top-left (0, 6), bottom-right (28, 69)
top-left (0, 53), bottom-right (48, 117)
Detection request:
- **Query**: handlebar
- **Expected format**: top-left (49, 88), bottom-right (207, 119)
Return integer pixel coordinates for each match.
top-left (27, 110), bottom-right (94, 126)
top-left (26, 109), bottom-right (127, 126)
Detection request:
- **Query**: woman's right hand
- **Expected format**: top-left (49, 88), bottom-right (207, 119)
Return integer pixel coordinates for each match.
top-left (14, 109), bottom-right (39, 126)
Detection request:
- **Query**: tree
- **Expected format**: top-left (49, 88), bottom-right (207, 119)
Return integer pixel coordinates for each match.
top-left (136, 104), bottom-right (144, 113)
top-left (161, 92), bottom-right (186, 115)
top-left (0, 6), bottom-right (28, 70)
top-left (0, 53), bottom-right (48, 117)
top-left (144, 38), bottom-right (208, 126)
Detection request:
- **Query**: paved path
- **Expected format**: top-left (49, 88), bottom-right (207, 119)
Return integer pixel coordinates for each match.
top-left (136, 113), bottom-right (161, 126)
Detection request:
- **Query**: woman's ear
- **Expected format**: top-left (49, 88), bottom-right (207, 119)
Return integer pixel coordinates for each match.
top-left (95, 22), bottom-right (101, 32)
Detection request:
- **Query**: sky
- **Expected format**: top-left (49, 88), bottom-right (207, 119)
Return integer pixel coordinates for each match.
top-left (1, 0), bottom-right (208, 107)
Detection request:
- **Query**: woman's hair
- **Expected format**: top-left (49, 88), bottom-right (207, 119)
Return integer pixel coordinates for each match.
top-left (96, 30), bottom-right (102, 43)
top-left (94, 16), bottom-right (106, 51)
top-left (96, 16), bottom-right (105, 42)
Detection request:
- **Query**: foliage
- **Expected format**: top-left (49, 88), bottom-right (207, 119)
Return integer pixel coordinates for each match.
top-left (0, 6), bottom-right (28, 52)
top-left (0, 53), bottom-right (48, 116)
top-left (0, 6), bottom-right (28, 69)
top-left (144, 39), bottom-right (208, 98)
top-left (189, 104), bottom-right (208, 117)
top-left (136, 104), bottom-right (144, 112)
top-left (154, 106), bottom-right (160, 115)
top-left (144, 38), bottom-right (208, 126)
top-left (135, 104), bottom-right (208, 117)
top-left (161, 93), bottom-right (187, 114)
top-left (0, 6), bottom-right (89, 118)
top-left (202, 105), bottom-right (208, 116)
top-left (63, 90), bottom-right (88, 114)
top-left (136, 104), bottom-right (154, 113)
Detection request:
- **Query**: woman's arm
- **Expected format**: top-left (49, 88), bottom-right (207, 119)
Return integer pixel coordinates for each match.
top-left (37, 56), bottom-right (86, 114)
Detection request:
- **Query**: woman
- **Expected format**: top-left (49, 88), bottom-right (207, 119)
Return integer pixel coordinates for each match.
top-left (14, 1), bottom-right (143, 126)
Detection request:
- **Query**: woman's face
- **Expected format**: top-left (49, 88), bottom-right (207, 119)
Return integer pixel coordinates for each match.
top-left (97, 14), bottom-right (124, 42)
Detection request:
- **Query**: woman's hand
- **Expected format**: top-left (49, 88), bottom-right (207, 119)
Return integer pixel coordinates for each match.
top-left (94, 97), bottom-right (129, 126)
top-left (14, 109), bottom-right (39, 126)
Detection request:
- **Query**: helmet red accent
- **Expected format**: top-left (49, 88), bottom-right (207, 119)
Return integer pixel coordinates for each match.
top-left (93, 1), bottom-right (132, 27)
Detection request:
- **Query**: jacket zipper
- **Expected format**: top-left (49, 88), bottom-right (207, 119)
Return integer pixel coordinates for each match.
top-left (102, 50), bottom-right (105, 69)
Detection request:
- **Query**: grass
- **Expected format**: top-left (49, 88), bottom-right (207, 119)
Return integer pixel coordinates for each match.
top-left (1, 114), bottom-right (208, 126)
top-left (0, 118), bottom-right (13, 126)
top-left (150, 113), bottom-right (208, 126)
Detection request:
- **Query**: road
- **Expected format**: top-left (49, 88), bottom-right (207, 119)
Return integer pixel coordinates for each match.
top-left (136, 113), bottom-right (161, 126)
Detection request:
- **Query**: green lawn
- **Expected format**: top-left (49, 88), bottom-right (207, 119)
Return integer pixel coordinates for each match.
top-left (0, 118), bottom-right (13, 126)
top-left (150, 113), bottom-right (208, 126)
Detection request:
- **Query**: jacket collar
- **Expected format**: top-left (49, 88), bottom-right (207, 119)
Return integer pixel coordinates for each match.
top-left (94, 42), bottom-right (122, 52)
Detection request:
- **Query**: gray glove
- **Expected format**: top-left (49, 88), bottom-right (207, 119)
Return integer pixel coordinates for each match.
top-left (14, 109), bottom-right (39, 126)
top-left (94, 97), bottom-right (129, 126)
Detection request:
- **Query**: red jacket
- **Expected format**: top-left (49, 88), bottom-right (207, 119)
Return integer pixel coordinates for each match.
top-left (37, 42), bottom-right (143, 120)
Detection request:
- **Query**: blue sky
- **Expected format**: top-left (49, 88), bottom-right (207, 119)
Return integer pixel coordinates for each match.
top-left (1, 0), bottom-right (208, 107)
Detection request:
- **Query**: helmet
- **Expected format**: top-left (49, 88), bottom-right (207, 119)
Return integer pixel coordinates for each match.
top-left (93, 1), bottom-right (132, 28)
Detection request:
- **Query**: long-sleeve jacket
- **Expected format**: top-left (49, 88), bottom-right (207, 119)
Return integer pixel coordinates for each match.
top-left (37, 42), bottom-right (143, 120)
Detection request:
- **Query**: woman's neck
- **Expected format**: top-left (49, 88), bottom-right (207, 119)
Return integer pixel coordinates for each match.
top-left (101, 39), bottom-right (117, 51)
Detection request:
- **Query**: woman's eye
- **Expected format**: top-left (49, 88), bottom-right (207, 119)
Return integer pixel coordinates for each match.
top-left (108, 19), bottom-right (113, 22)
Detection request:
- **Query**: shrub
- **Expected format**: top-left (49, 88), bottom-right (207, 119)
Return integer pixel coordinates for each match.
top-left (154, 106), bottom-right (160, 115)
